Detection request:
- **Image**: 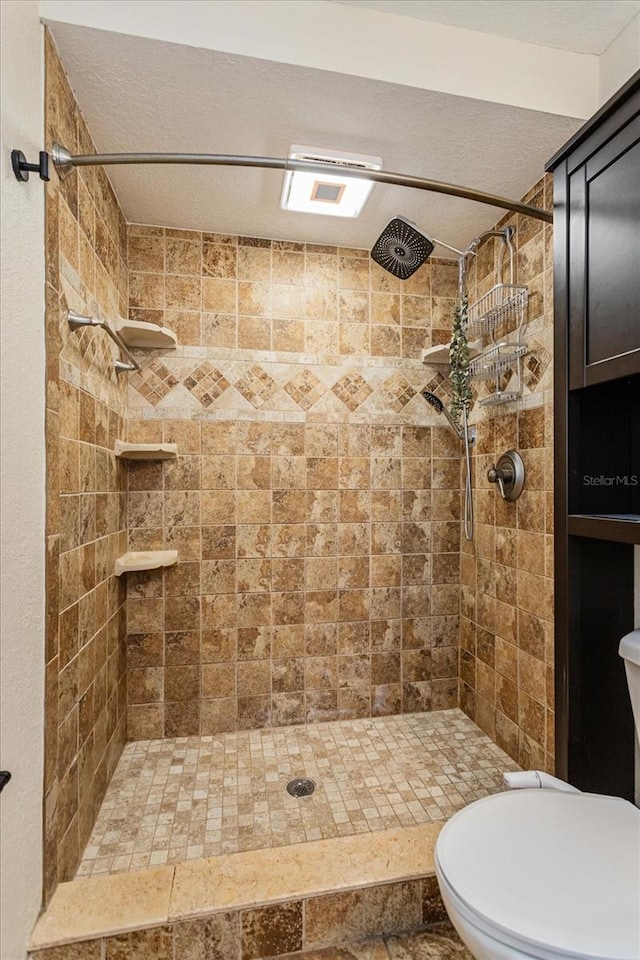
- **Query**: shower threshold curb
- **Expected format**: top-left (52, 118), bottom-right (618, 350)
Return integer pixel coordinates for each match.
top-left (29, 821), bottom-right (443, 953)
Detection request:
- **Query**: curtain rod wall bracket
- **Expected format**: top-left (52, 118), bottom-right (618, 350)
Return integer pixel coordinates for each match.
top-left (12, 141), bottom-right (553, 225)
top-left (10, 149), bottom-right (50, 182)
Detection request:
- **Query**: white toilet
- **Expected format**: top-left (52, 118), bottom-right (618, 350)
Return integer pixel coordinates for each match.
top-left (435, 629), bottom-right (640, 960)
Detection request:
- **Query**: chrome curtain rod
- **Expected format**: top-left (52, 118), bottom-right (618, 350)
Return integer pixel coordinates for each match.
top-left (42, 143), bottom-right (552, 224)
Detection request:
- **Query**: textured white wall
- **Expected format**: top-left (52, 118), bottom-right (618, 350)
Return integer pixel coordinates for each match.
top-left (0, 2), bottom-right (46, 957)
top-left (39, 0), bottom-right (599, 119)
top-left (599, 12), bottom-right (640, 104)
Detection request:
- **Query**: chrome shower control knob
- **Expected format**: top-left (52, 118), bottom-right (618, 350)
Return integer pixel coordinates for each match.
top-left (487, 450), bottom-right (525, 501)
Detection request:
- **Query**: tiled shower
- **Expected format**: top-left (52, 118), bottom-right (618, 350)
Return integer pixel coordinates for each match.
top-left (43, 29), bottom-right (554, 900)
top-left (123, 224), bottom-right (464, 741)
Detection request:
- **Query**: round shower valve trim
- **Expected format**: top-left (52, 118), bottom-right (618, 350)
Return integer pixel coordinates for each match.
top-left (487, 450), bottom-right (525, 501)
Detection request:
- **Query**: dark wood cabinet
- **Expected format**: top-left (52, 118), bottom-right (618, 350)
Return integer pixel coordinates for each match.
top-left (565, 98), bottom-right (640, 387)
top-left (547, 71), bottom-right (640, 798)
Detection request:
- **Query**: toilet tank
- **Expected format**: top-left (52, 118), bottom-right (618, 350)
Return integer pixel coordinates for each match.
top-left (620, 629), bottom-right (640, 742)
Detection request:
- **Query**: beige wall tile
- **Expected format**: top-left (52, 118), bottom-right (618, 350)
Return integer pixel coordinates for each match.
top-left (172, 913), bottom-right (239, 960)
top-left (363, 881), bottom-right (422, 937)
top-left (43, 34), bottom-right (130, 898)
top-left (50, 44), bottom-right (553, 853)
top-left (105, 926), bottom-right (173, 959)
top-left (460, 177), bottom-right (554, 769)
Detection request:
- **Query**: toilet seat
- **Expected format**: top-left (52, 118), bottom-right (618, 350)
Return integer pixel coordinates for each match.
top-left (435, 789), bottom-right (640, 960)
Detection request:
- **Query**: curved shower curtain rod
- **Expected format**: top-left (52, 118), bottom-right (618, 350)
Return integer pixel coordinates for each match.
top-left (13, 143), bottom-right (552, 224)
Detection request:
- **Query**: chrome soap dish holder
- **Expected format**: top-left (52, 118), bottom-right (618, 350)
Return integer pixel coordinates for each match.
top-left (67, 309), bottom-right (140, 375)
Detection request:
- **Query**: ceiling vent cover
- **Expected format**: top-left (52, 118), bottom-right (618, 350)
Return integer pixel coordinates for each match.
top-left (281, 145), bottom-right (381, 218)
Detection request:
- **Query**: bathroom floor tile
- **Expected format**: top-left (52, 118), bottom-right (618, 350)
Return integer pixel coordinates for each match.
top-left (77, 709), bottom-right (518, 877)
top-left (275, 923), bottom-right (472, 960)
top-left (386, 923), bottom-right (474, 958)
top-left (277, 940), bottom-right (389, 959)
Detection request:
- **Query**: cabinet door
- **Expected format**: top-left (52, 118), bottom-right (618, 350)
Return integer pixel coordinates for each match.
top-left (568, 114), bottom-right (640, 388)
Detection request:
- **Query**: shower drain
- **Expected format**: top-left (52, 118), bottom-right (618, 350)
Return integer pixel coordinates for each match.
top-left (286, 777), bottom-right (316, 797)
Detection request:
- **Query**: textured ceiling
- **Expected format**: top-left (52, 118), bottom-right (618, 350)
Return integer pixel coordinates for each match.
top-left (332, 0), bottom-right (640, 54)
top-left (49, 23), bottom-right (582, 253)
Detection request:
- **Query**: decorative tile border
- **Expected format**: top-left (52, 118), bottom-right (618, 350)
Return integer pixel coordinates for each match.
top-left (331, 370), bottom-right (373, 412)
top-left (122, 346), bottom-right (558, 423)
top-left (126, 355), bottom-right (449, 424)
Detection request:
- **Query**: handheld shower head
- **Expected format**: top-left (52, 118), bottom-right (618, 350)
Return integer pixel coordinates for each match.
top-left (371, 216), bottom-right (434, 279)
top-left (421, 389), bottom-right (461, 439)
top-left (421, 390), bottom-right (444, 414)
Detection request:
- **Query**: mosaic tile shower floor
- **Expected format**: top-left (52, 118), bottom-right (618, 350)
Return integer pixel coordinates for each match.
top-left (78, 709), bottom-right (518, 877)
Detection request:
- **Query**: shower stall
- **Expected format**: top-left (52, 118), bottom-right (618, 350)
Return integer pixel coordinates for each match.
top-left (75, 213), bottom-right (520, 879)
top-left (31, 38), bottom-right (554, 933)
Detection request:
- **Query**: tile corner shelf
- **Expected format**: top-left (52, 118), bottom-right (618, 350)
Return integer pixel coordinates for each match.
top-left (115, 317), bottom-right (177, 349)
top-left (115, 550), bottom-right (178, 576)
top-left (421, 341), bottom-right (482, 366)
top-left (114, 440), bottom-right (178, 460)
top-left (421, 344), bottom-right (450, 366)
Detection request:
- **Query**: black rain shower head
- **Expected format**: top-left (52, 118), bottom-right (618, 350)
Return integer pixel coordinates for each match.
top-left (371, 216), bottom-right (435, 280)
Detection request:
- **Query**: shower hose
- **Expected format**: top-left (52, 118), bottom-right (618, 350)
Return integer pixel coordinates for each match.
top-left (462, 405), bottom-right (474, 541)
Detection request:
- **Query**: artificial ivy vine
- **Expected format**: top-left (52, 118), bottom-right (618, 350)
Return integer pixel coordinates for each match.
top-left (449, 294), bottom-right (472, 425)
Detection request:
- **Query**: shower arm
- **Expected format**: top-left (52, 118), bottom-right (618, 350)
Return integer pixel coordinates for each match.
top-left (432, 237), bottom-right (472, 258)
top-left (40, 143), bottom-right (552, 224)
top-left (458, 225), bottom-right (516, 302)
top-left (429, 236), bottom-right (476, 303)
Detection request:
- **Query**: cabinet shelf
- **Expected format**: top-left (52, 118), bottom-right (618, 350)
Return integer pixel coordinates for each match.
top-left (114, 441), bottom-right (178, 460)
top-left (568, 514), bottom-right (640, 544)
top-left (115, 318), bottom-right (177, 349)
top-left (115, 550), bottom-right (178, 576)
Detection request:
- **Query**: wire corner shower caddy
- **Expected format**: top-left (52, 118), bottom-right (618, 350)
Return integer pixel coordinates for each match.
top-left (465, 227), bottom-right (529, 407)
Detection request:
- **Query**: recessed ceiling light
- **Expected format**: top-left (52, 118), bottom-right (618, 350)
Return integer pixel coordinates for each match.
top-left (281, 145), bottom-right (382, 218)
